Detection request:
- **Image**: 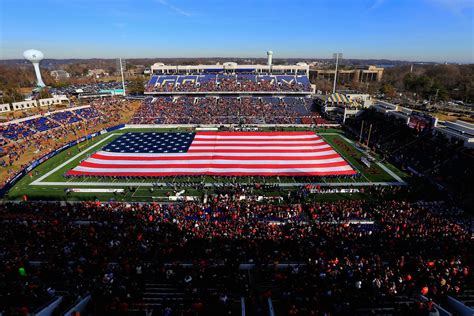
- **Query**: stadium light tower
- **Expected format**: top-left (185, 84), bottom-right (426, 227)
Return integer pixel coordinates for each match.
top-left (332, 53), bottom-right (342, 94)
top-left (119, 58), bottom-right (126, 96)
top-left (23, 49), bottom-right (46, 87)
top-left (267, 50), bottom-right (273, 68)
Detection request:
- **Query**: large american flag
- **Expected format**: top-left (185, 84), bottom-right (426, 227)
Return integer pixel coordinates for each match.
top-left (67, 132), bottom-right (356, 177)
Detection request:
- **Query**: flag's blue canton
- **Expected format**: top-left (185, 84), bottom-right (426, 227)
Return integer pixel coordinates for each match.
top-left (103, 132), bottom-right (196, 153)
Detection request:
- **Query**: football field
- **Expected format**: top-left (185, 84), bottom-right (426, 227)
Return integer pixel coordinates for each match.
top-left (6, 127), bottom-right (407, 201)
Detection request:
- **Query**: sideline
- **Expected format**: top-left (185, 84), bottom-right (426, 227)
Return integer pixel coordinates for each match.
top-left (31, 131), bottom-right (406, 187)
top-left (323, 132), bottom-right (406, 184)
top-left (31, 181), bottom-right (405, 187)
top-left (31, 134), bottom-right (118, 185)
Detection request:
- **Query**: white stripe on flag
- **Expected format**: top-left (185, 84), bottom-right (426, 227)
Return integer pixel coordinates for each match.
top-left (85, 157), bottom-right (345, 165)
top-left (68, 132), bottom-right (356, 177)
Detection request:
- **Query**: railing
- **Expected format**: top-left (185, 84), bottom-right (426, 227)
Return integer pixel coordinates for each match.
top-left (447, 295), bottom-right (474, 316)
top-left (32, 296), bottom-right (63, 316)
top-left (267, 298), bottom-right (275, 316)
top-left (419, 295), bottom-right (453, 316)
top-left (63, 294), bottom-right (92, 316)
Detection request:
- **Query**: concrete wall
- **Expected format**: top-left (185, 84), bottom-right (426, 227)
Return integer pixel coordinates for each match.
top-left (0, 103), bottom-right (11, 113)
top-left (12, 100), bottom-right (37, 111)
top-left (38, 96), bottom-right (69, 107)
top-left (6, 96), bottom-right (69, 112)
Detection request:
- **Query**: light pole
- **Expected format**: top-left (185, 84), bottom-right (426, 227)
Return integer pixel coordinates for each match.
top-left (332, 53), bottom-right (342, 94)
top-left (119, 58), bottom-right (126, 96)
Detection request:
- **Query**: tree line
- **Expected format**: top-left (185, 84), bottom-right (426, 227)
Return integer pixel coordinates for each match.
top-left (382, 64), bottom-right (473, 103)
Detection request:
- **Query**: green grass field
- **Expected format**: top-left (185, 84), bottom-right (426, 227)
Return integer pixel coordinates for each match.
top-left (5, 127), bottom-right (407, 202)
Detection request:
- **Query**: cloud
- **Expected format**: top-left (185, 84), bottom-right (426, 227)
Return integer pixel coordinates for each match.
top-left (368, 0), bottom-right (386, 10)
top-left (425, 0), bottom-right (474, 14)
top-left (155, 0), bottom-right (192, 17)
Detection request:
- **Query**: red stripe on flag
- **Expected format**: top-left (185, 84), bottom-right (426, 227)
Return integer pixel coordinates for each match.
top-left (189, 142), bottom-right (324, 147)
top-left (67, 170), bottom-right (357, 177)
top-left (78, 161), bottom-right (350, 169)
top-left (187, 148), bottom-right (331, 153)
top-left (66, 132), bottom-right (356, 177)
top-left (193, 137), bottom-right (320, 142)
top-left (90, 153), bottom-right (341, 161)
top-left (195, 131), bottom-right (316, 136)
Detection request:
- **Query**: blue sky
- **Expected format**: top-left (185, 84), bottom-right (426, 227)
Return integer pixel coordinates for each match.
top-left (0, 0), bottom-right (473, 62)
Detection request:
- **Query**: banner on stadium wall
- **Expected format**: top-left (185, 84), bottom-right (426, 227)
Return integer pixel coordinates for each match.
top-left (0, 124), bottom-right (125, 197)
top-left (66, 188), bottom-right (125, 193)
top-left (361, 157), bottom-right (372, 168)
top-left (408, 111), bottom-right (435, 132)
top-left (310, 188), bottom-right (360, 194)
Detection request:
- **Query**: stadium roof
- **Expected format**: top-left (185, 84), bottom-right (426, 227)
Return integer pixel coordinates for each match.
top-left (326, 93), bottom-right (350, 104)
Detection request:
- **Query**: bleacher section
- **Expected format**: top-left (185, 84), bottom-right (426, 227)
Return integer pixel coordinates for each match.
top-left (0, 107), bottom-right (98, 141)
top-left (444, 121), bottom-right (474, 137)
top-left (131, 96), bottom-right (315, 124)
top-left (435, 120), bottom-right (474, 148)
top-left (49, 111), bottom-right (82, 125)
top-left (0, 123), bottom-right (35, 141)
top-left (24, 117), bottom-right (60, 132)
top-left (145, 74), bottom-right (311, 93)
top-left (74, 107), bottom-right (100, 120)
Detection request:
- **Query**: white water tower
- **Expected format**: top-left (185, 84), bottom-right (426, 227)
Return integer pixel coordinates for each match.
top-left (267, 50), bottom-right (273, 67)
top-left (23, 49), bottom-right (46, 87)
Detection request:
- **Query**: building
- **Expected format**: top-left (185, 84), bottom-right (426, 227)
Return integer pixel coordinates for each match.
top-left (434, 120), bottom-right (474, 148)
top-left (87, 69), bottom-right (109, 78)
top-left (317, 93), bottom-right (373, 123)
top-left (150, 62), bottom-right (309, 76)
top-left (146, 61), bottom-right (313, 95)
top-left (310, 65), bottom-right (384, 83)
top-left (128, 65), bottom-right (146, 76)
top-left (50, 70), bottom-right (70, 81)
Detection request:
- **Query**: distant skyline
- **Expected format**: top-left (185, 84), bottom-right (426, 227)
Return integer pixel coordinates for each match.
top-left (0, 0), bottom-right (473, 63)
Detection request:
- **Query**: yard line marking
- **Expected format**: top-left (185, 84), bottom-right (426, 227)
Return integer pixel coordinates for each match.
top-left (30, 131), bottom-right (405, 188)
top-left (30, 181), bottom-right (405, 187)
top-left (31, 134), bottom-right (117, 185)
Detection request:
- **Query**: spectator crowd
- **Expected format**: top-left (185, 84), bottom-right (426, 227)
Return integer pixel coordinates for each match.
top-left (48, 82), bottom-right (126, 97)
top-left (0, 98), bottom-right (134, 187)
top-left (131, 96), bottom-right (315, 125)
top-left (345, 110), bottom-right (474, 208)
top-left (0, 197), bottom-right (471, 315)
top-left (145, 74), bottom-right (311, 93)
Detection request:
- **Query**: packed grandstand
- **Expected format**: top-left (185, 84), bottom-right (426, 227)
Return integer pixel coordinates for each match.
top-left (145, 74), bottom-right (311, 93)
top-left (0, 63), bottom-right (473, 316)
top-left (130, 96), bottom-right (315, 124)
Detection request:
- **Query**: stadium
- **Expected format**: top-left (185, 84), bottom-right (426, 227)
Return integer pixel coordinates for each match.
top-left (0, 14), bottom-right (473, 314)
top-left (2, 59), bottom-right (407, 203)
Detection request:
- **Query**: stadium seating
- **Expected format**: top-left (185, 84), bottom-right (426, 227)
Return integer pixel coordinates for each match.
top-left (345, 109), bottom-right (474, 209)
top-left (131, 96), bottom-right (314, 124)
top-left (0, 123), bottom-right (35, 141)
top-left (48, 81), bottom-right (126, 96)
top-left (74, 107), bottom-right (100, 120)
top-left (0, 198), bottom-right (470, 315)
top-left (49, 110), bottom-right (82, 125)
top-left (145, 73), bottom-right (311, 92)
top-left (0, 98), bottom-right (134, 187)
